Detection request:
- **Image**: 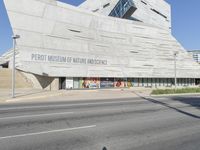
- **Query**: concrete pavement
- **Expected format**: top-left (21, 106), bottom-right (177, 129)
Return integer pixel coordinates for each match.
top-left (0, 88), bottom-right (52, 102)
top-left (0, 88), bottom-right (152, 103)
top-left (0, 95), bottom-right (199, 150)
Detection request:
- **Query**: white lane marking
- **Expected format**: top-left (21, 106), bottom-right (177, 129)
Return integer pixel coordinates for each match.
top-left (0, 125), bottom-right (96, 140)
top-left (0, 112), bottom-right (73, 120)
top-left (0, 99), bottom-right (145, 111)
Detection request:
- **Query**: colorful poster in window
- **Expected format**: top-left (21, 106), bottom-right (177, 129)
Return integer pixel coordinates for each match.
top-left (100, 78), bottom-right (114, 88)
top-left (79, 78), bottom-right (100, 88)
top-left (114, 78), bottom-right (127, 87)
top-left (127, 78), bottom-right (133, 87)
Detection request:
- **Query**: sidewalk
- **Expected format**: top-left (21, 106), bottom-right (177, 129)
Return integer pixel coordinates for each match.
top-left (0, 88), bottom-right (62, 103)
top-left (0, 88), bottom-right (152, 103)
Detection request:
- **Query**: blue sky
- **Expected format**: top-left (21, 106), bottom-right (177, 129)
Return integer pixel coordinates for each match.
top-left (0, 0), bottom-right (200, 55)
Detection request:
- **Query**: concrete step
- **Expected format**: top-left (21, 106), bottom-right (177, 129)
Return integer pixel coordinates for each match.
top-left (0, 69), bottom-right (33, 89)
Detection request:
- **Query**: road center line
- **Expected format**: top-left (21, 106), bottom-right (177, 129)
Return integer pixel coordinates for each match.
top-left (0, 125), bottom-right (96, 140)
top-left (0, 99), bottom-right (145, 111)
top-left (0, 112), bottom-right (74, 120)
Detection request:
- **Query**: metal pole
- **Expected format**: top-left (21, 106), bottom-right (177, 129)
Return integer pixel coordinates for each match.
top-left (174, 52), bottom-right (177, 90)
top-left (12, 35), bottom-right (20, 98)
top-left (12, 38), bottom-right (16, 98)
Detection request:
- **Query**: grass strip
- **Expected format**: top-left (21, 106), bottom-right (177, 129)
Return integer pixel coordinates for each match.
top-left (151, 88), bottom-right (200, 95)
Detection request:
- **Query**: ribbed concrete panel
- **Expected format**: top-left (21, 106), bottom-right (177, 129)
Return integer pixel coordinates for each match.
top-left (3, 0), bottom-right (200, 78)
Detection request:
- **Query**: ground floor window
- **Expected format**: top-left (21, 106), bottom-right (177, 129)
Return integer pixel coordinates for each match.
top-left (59, 77), bottom-right (196, 89)
top-left (195, 79), bottom-right (200, 86)
top-left (100, 78), bottom-right (114, 88)
top-left (79, 77), bottom-right (100, 89)
top-left (114, 78), bottom-right (127, 88)
top-left (59, 77), bottom-right (66, 90)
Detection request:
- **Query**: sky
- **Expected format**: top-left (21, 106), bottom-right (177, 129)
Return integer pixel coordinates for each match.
top-left (0, 0), bottom-right (200, 55)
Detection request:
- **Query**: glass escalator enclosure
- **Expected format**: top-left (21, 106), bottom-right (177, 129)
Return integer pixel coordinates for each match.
top-left (109, 0), bottom-right (137, 19)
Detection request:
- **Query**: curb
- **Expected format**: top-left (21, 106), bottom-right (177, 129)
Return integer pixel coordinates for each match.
top-left (151, 92), bottom-right (200, 97)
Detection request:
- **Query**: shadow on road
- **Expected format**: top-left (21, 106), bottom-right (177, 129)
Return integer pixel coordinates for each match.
top-left (170, 96), bottom-right (200, 110)
top-left (133, 91), bottom-right (200, 119)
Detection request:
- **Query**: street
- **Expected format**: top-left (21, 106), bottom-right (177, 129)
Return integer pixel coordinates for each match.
top-left (0, 94), bottom-right (200, 150)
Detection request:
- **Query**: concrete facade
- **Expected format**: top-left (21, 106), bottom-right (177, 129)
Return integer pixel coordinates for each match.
top-left (80, 0), bottom-right (171, 30)
top-left (2, 0), bottom-right (200, 89)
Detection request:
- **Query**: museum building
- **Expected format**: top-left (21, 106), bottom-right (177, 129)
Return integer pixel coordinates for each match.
top-left (1, 0), bottom-right (200, 90)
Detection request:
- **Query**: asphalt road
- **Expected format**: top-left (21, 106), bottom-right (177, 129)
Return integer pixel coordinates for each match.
top-left (0, 95), bottom-right (200, 150)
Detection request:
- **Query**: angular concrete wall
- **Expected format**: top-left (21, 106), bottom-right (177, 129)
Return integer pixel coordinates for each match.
top-left (21, 72), bottom-right (59, 90)
top-left (3, 0), bottom-right (200, 79)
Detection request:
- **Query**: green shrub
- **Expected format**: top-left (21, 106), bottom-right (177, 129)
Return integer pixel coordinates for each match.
top-left (151, 88), bottom-right (200, 95)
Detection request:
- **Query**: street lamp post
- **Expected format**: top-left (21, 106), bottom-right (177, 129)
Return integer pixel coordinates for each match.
top-left (12, 35), bottom-right (20, 98)
top-left (174, 52), bottom-right (178, 90)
